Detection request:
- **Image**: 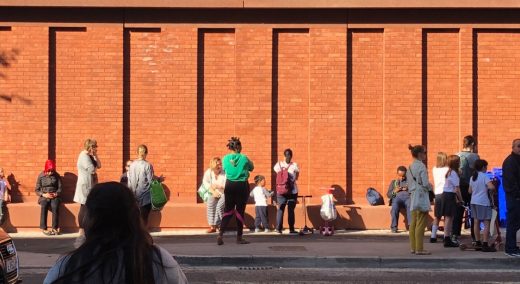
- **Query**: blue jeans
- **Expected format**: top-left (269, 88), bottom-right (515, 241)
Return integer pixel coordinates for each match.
top-left (390, 194), bottom-right (410, 230)
top-left (276, 194), bottom-right (296, 231)
top-left (506, 193), bottom-right (520, 253)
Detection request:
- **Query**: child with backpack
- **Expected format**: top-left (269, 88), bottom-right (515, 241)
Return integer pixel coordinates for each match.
top-left (250, 175), bottom-right (274, 232)
top-left (469, 159), bottom-right (497, 252)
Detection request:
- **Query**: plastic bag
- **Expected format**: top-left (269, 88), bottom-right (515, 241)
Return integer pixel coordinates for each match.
top-left (150, 180), bottom-right (167, 210)
top-left (320, 194), bottom-right (337, 221)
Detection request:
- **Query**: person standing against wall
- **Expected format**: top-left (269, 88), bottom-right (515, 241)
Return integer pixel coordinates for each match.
top-left (453, 135), bottom-right (480, 245)
top-left (431, 152), bottom-right (449, 243)
top-left (407, 144), bottom-right (433, 255)
top-left (73, 139), bottom-right (101, 248)
top-left (217, 137), bottom-right (254, 245)
top-left (202, 157), bottom-right (226, 233)
top-left (502, 139), bottom-right (520, 257)
top-left (128, 145), bottom-right (155, 227)
top-left (274, 148), bottom-right (300, 234)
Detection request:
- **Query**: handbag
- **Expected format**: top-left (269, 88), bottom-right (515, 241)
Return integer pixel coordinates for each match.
top-left (150, 180), bottom-right (167, 211)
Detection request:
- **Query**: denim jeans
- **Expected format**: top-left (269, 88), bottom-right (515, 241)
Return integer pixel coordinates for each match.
top-left (276, 194), bottom-right (297, 231)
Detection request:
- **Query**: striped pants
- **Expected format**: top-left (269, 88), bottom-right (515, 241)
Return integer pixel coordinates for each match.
top-left (206, 194), bottom-right (225, 226)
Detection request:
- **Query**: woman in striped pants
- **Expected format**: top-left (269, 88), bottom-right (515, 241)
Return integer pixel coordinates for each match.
top-left (202, 157), bottom-right (226, 233)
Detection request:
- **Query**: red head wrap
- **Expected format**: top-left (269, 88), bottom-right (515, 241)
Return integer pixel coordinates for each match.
top-left (44, 160), bottom-right (56, 173)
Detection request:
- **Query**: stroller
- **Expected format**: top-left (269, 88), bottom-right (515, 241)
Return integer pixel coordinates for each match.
top-left (319, 188), bottom-right (337, 236)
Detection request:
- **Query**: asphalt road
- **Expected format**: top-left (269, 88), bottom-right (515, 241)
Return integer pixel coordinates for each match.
top-left (20, 267), bottom-right (520, 283)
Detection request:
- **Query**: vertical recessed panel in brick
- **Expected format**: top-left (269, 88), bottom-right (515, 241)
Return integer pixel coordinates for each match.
top-left (349, 30), bottom-right (384, 203)
top-left (55, 27), bottom-right (123, 200)
top-left (201, 30), bottom-right (236, 170)
top-left (275, 30), bottom-right (310, 195)
top-left (383, 28), bottom-right (422, 193)
top-left (425, 30), bottom-right (460, 171)
top-left (477, 31), bottom-right (520, 168)
top-left (309, 28), bottom-right (347, 203)
top-left (128, 28), bottom-right (197, 201)
top-left (0, 27), bottom-right (48, 201)
top-left (235, 28), bottom-right (272, 186)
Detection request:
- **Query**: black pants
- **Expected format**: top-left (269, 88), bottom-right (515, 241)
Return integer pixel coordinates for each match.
top-left (40, 198), bottom-right (60, 230)
top-left (506, 194), bottom-right (520, 253)
top-left (140, 204), bottom-right (152, 226)
top-left (219, 180), bottom-right (249, 237)
top-left (255, 206), bottom-right (268, 229)
top-left (452, 183), bottom-right (476, 240)
top-left (276, 194), bottom-right (297, 231)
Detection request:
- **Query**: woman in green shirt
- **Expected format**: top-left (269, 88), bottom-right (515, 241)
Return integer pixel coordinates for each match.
top-left (217, 137), bottom-right (254, 245)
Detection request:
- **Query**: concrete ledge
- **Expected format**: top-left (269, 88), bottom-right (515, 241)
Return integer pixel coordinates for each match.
top-left (3, 202), bottom-right (433, 232)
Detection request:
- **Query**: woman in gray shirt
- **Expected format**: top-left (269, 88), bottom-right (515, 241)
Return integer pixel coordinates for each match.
top-left (128, 144), bottom-right (155, 226)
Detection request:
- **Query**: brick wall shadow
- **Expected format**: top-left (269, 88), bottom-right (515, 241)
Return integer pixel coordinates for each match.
top-left (61, 172), bottom-right (78, 203)
top-left (6, 174), bottom-right (22, 203)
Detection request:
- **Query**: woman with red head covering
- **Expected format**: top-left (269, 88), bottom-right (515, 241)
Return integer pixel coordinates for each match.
top-left (35, 160), bottom-right (62, 235)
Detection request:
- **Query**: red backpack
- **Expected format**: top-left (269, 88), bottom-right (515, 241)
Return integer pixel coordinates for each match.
top-left (276, 162), bottom-right (293, 195)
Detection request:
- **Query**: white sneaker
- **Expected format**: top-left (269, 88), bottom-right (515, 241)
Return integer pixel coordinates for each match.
top-left (264, 229), bottom-right (269, 233)
top-left (254, 228), bottom-right (260, 233)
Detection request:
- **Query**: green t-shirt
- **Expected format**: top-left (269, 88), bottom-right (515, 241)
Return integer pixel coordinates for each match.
top-left (222, 152), bottom-right (254, 181)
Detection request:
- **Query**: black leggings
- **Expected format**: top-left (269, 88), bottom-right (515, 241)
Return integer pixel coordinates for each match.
top-left (219, 180), bottom-right (249, 237)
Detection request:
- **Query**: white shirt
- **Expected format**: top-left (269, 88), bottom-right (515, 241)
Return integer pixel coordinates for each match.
top-left (470, 172), bottom-right (492, 206)
top-left (250, 186), bottom-right (273, 206)
top-left (274, 161), bottom-right (300, 194)
top-left (432, 167), bottom-right (449, 195)
top-left (202, 169), bottom-right (226, 193)
top-left (443, 170), bottom-right (460, 193)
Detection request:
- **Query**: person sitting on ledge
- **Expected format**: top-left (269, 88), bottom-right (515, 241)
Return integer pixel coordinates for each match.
top-left (387, 166), bottom-right (410, 233)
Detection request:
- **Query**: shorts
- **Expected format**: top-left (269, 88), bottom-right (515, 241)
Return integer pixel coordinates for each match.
top-left (441, 192), bottom-right (458, 217)
top-left (470, 204), bottom-right (492, 221)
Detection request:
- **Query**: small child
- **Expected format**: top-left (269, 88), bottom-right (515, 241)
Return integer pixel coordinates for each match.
top-left (250, 175), bottom-right (274, 233)
top-left (0, 168), bottom-right (10, 224)
top-left (469, 159), bottom-right (496, 252)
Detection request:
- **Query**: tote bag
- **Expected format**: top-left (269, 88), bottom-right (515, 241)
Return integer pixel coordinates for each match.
top-left (150, 180), bottom-right (167, 211)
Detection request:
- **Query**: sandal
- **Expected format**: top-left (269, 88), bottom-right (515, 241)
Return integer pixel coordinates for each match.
top-left (236, 238), bottom-right (250, 244)
top-left (42, 230), bottom-right (53, 236)
top-left (51, 228), bottom-right (60, 235)
top-left (415, 250), bottom-right (431, 255)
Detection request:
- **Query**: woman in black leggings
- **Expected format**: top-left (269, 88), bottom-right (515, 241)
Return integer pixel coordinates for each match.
top-left (218, 137), bottom-right (254, 245)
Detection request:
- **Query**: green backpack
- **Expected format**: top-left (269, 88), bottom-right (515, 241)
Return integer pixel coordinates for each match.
top-left (150, 180), bottom-right (167, 211)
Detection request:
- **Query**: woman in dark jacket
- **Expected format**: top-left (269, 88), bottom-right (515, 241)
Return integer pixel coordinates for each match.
top-left (35, 160), bottom-right (62, 235)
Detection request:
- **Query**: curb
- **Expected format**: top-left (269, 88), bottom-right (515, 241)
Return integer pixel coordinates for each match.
top-left (174, 255), bottom-right (520, 269)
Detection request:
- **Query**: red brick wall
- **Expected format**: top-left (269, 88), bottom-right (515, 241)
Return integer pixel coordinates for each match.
top-left (1, 11), bottom-right (520, 212)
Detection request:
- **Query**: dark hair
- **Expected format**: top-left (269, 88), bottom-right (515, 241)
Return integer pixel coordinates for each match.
top-left (284, 148), bottom-right (293, 157)
top-left (463, 135), bottom-right (476, 148)
top-left (472, 159), bottom-right (488, 181)
top-left (408, 144), bottom-right (425, 158)
top-left (52, 182), bottom-right (161, 284)
top-left (254, 175), bottom-right (265, 185)
top-left (397, 166), bottom-right (407, 173)
top-left (226, 137), bottom-right (241, 152)
top-left (445, 155), bottom-right (461, 179)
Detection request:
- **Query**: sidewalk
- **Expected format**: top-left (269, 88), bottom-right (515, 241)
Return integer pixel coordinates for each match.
top-left (13, 229), bottom-right (520, 270)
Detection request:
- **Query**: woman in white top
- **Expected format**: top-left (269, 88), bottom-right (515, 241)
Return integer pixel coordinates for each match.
top-left (441, 155), bottom-right (464, 247)
top-left (431, 152), bottom-right (449, 243)
top-left (73, 139), bottom-right (101, 248)
top-left (44, 182), bottom-right (188, 284)
top-left (469, 159), bottom-right (496, 252)
top-left (202, 157), bottom-right (226, 233)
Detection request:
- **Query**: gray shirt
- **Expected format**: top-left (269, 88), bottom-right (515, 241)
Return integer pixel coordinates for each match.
top-left (43, 245), bottom-right (188, 284)
top-left (127, 159), bottom-right (154, 207)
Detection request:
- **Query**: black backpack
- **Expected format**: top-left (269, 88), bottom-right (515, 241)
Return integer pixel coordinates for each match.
top-left (366, 187), bottom-right (384, 206)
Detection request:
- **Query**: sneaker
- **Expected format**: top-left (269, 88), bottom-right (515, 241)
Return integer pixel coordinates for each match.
top-left (444, 237), bottom-right (458, 248)
top-left (474, 242), bottom-right (482, 251)
top-left (254, 228), bottom-right (260, 233)
top-left (391, 228), bottom-right (398, 233)
top-left (289, 230), bottom-right (299, 234)
top-left (504, 250), bottom-right (520, 257)
top-left (276, 229), bottom-right (282, 234)
top-left (236, 237), bottom-right (250, 244)
top-left (481, 245), bottom-right (497, 252)
top-left (451, 235), bottom-right (460, 246)
top-left (430, 238), bottom-right (437, 243)
top-left (264, 228), bottom-right (270, 233)
top-left (217, 236), bottom-right (223, 246)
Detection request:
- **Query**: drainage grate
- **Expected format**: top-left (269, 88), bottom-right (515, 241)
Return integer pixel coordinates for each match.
top-left (238, 266), bottom-right (274, 270)
top-left (268, 246), bottom-right (307, 251)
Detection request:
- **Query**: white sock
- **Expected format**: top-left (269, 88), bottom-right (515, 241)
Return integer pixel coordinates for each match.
top-left (431, 225), bottom-right (438, 238)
